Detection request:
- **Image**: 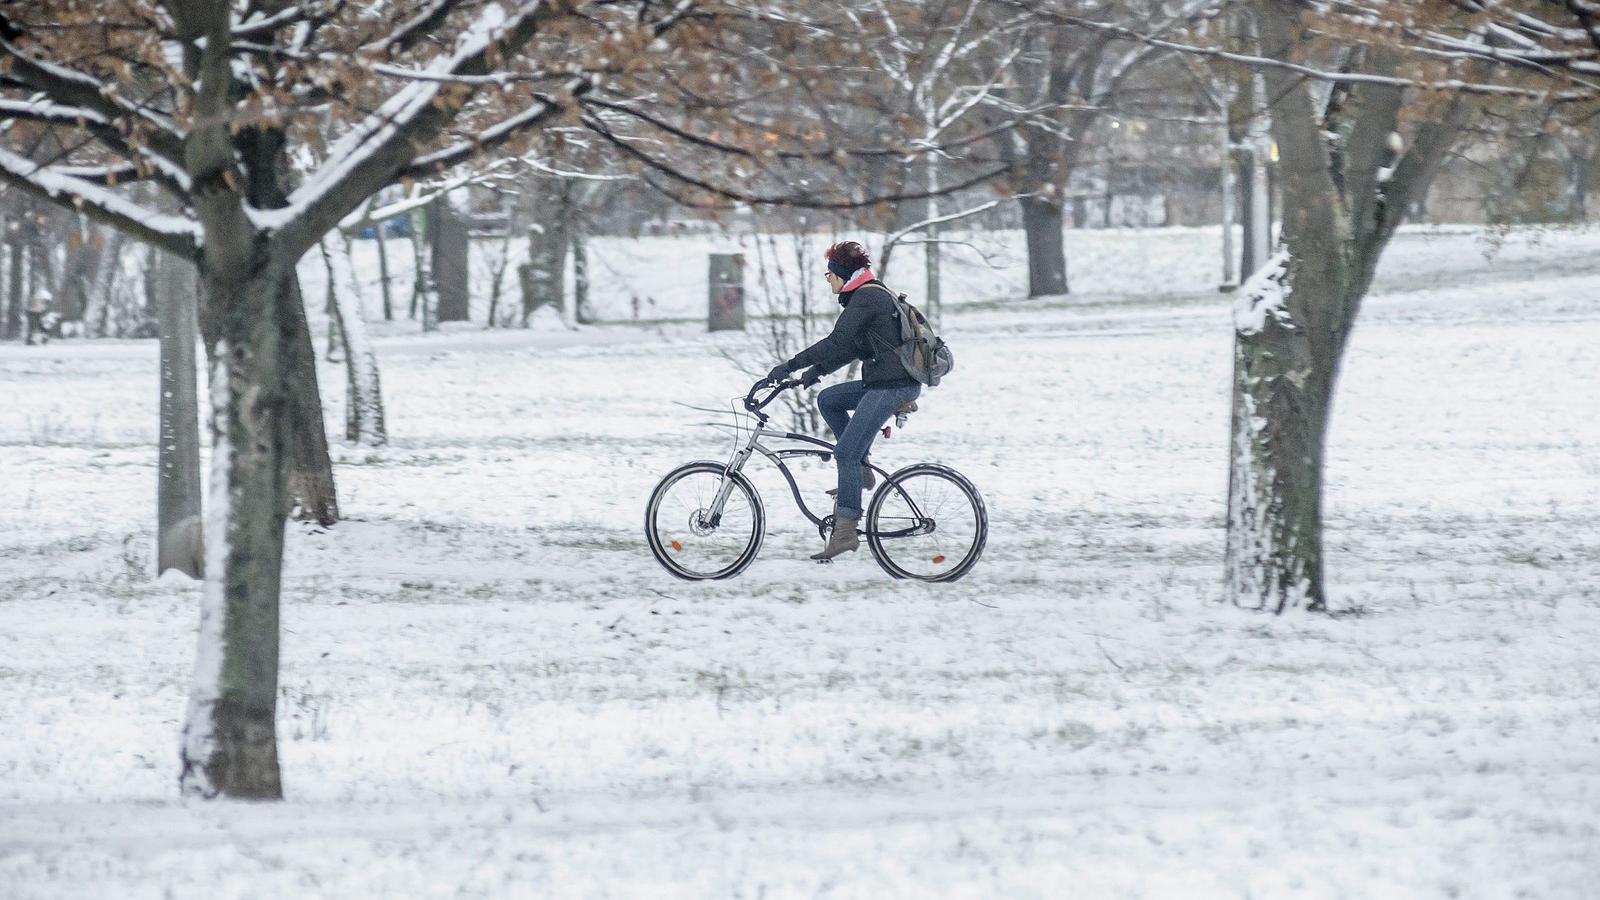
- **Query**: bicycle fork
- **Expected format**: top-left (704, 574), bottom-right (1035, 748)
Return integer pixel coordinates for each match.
top-left (706, 445), bottom-right (758, 526)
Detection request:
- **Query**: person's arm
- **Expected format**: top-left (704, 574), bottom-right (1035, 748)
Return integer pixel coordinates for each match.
top-left (783, 293), bottom-right (874, 377)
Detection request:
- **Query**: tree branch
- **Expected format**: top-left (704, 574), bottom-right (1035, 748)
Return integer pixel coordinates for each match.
top-left (0, 146), bottom-right (199, 257)
top-left (269, 1), bottom-right (563, 263)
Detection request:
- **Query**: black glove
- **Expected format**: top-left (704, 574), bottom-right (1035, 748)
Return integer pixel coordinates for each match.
top-left (800, 366), bottom-right (824, 387)
top-left (765, 362), bottom-right (792, 385)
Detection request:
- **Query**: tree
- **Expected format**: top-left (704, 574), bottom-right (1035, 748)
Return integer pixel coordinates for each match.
top-left (1, 0), bottom-right (994, 799)
top-left (1047, 0), bottom-right (1600, 611)
top-left (0, 0), bottom-right (636, 799)
top-left (1002, 1), bottom-right (1207, 297)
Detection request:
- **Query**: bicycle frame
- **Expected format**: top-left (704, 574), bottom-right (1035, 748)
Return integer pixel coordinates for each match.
top-left (705, 380), bottom-right (931, 539)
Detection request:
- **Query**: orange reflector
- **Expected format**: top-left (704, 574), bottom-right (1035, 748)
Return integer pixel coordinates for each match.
top-left (932, 555), bottom-right (946, 564)
top-left (671, 540), bottom-right (683, 552)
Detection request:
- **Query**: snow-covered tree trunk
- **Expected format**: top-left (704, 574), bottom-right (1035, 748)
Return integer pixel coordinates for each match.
top-left (520, 220), bottom-right (569, 326)
top-left (1223, 1), bottom-right (1470, 613)
top-left (154, 251), bottom-right (203, 578)
top-left (321, 236), bottom-right (388, 446)
top-left (413, 208), bottom-right (437, 332)
top-left (1224, 253), bottom-right (1330, 611)
top-left (180, 266), bottom-right (288, 800)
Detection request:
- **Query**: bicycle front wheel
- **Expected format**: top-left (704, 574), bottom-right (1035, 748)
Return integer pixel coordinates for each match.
top-left (866, 464), bottom-right (987, 582)
top-left (646, 461), bottom-right (765, 580)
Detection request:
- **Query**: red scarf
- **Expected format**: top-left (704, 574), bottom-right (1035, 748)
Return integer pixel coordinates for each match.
top-left (840, 267), bottom-right (875, 293)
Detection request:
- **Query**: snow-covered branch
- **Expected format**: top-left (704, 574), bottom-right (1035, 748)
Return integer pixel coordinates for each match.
top-left (0, 145), bottom-right (200, 257)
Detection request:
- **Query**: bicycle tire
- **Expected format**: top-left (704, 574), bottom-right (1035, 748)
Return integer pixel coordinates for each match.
top-left (646, 461), bottom-right (765, 580)
top-left (865, 464), bottom-right (987, 582)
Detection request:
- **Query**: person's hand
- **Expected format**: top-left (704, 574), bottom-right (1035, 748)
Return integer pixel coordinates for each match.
top-left (800, 366), bottom-right (824, 388)
top-left (765, 363), bottom-right (791, 385)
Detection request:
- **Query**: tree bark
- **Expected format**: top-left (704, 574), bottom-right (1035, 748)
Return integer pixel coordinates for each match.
top-left (321, 236), bottom-right (388, 446)
top-left (1020, 195), bottom-right (1068, 297)
top-left (282, 273), bottom-right (339, 525)
top-left (155, 251), bottom-right (204, 578)
top-left (179, 263), bottom-right (287, 800)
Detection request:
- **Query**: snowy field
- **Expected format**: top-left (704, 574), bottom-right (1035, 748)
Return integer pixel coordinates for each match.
top-left (3, 226), bottom-right (1600, 897)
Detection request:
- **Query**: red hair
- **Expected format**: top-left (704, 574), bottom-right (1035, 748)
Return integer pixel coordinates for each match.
top-left (825, 241), bottom-right (871, 272)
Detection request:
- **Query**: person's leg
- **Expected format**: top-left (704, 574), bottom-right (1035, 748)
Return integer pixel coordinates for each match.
top-left (23, 313), bottom-right (39, 345)
top-left (832, 384), bottom-right (922, 520)
top-left (816, 380), bottom-right (864, 442)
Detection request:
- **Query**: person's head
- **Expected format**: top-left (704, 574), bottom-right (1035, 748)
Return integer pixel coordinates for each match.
top-left (823, 241), bottom-right (871, 294)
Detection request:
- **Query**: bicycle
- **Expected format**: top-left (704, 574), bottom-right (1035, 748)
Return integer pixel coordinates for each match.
top-left (646, 378), bottom-right (987, 582)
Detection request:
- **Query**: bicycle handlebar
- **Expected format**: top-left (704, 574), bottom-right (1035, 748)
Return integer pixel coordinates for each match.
top-left (744, 377), bottom-right (798, 414)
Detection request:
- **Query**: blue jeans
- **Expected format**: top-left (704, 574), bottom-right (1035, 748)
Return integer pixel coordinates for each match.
top-left (817, 380), bottom-right (922, 520)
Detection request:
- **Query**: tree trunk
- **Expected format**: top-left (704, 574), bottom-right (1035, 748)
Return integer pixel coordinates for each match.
top-left (3, 237), bottom-right (21, 340)
top-left (155, 251), bottom-right (204, 578)
top-left (82, 230), bottom-right (127, 338)
top-left (413, 208), bottom-right (437, 331)
top-left (572, 229), bottom-right (594, 324)
top-left (321, 236), bottom-right (388, 446)
top-left (281, 273), bottom-right (339, 525)
top-left (1219, 120), bottom-right (1237, 288)
top-left (179, 264), bottom-right (287, 800)
top-left (1224, 254), bottom-right (1329, 612)
top-left (519, 220), bottom-right (569, 326)
top-left (1020, 195), bottom-right (1068, 297)
top-left (409, 210), bottom-right (426, 321)
top-left (375, 229), bottom-right (395, 321)
top-left (429, 197), bottom-right (471, 323)
top-left (924, 159), bottom-right (943, 329)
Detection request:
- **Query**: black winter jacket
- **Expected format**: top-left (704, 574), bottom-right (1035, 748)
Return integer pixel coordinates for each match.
top-left (785, 282), bottom-right (918, 388)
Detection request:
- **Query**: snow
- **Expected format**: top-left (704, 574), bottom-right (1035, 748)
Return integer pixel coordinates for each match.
top-left (2, 225), bottom-right (1599, 896)
top-left (1232, 249), bottom-right (1291, 335)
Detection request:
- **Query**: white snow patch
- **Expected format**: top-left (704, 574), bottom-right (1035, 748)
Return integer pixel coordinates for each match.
top-left (1232, 249), bottom-right (1292, 335)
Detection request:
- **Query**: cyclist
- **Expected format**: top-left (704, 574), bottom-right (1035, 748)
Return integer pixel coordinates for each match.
top-left (766, 241), bottom-right (921, 561)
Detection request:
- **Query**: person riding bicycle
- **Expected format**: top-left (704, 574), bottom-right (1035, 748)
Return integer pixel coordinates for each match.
top-left (766, 241), bottom-right (922, 561)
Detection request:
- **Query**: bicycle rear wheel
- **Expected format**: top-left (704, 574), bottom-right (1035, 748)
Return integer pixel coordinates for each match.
top-left (646, 461), bottom-right (765, 580)
top-left (866, 464), bottom-right (986, 582)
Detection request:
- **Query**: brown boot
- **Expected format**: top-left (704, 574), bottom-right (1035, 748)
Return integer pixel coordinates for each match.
top-left (811, 516), bottom-right (860, 561)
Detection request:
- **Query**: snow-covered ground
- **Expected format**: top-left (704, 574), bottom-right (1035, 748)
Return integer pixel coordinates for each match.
top-left (3, 226), bottom-right (1599, 898)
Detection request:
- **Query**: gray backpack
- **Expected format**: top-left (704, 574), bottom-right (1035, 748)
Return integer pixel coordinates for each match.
top-left (871, 284), bottom-right (954, 387)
